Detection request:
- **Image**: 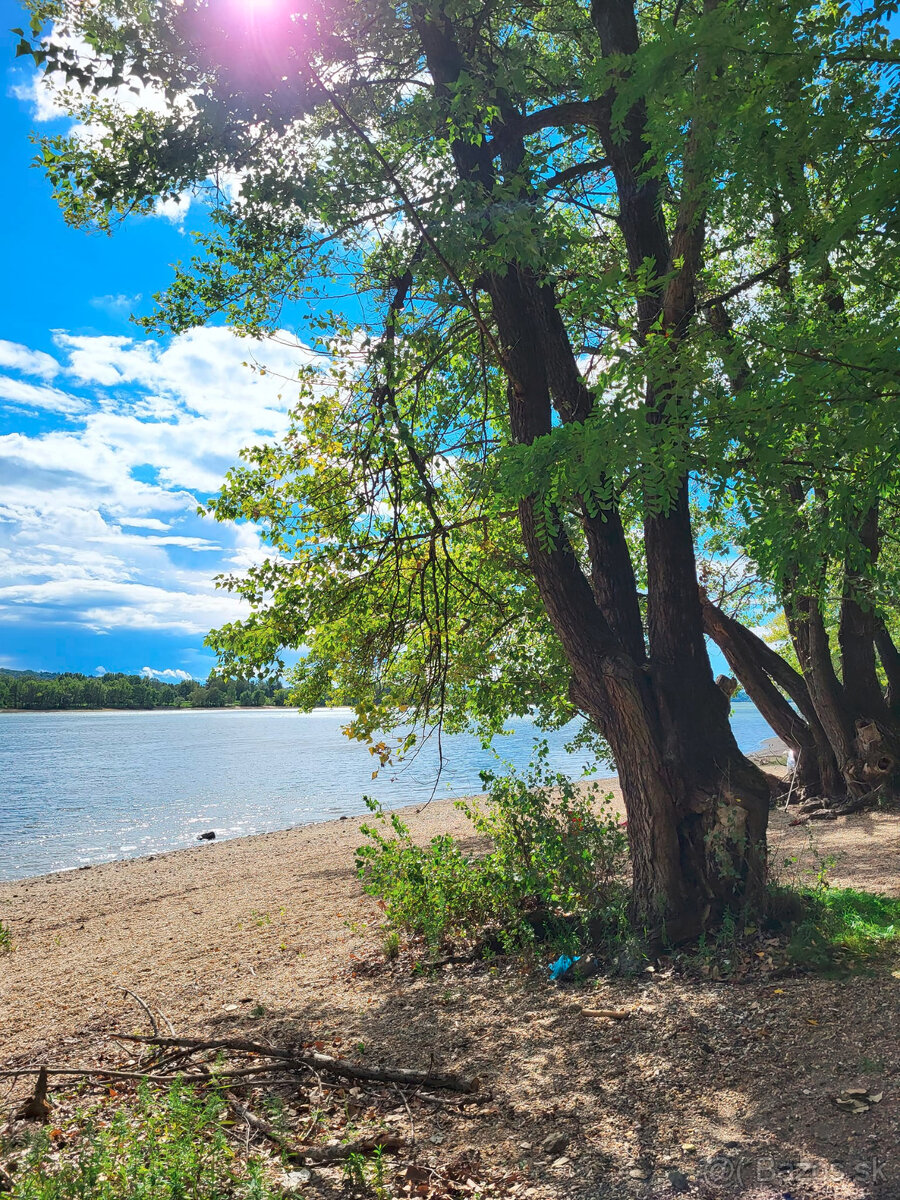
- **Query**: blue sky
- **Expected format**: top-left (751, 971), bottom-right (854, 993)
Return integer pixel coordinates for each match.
top-left (0, 0), bottom-right (317, 680)
top-left (0, 0), bottom-right (776, 685)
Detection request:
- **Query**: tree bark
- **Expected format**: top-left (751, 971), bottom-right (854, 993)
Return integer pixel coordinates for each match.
top-left (412, 0), bottom-right (769, 943)
top-left (699, 592), bottom-right (844, 799)
top-left (875, 618), bottom-right (900, 713)
top-left (838, 506), bottom-right (889, 721)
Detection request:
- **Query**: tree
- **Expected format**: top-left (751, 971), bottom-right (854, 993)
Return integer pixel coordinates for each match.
top-left (694, 106), bottom-right (900, 809)
top-left (20, 0), bottom-right (897, 938)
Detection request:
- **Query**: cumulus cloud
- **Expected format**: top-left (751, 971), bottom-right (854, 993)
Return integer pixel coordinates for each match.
top-left (0, 326), bottom-right (316, 638)
top-left (0, 375), bottom-right (87, 415)
top-left (141, 665), bottom-right (193, 681)
top-left (0, 339), bottom-right (60, 380)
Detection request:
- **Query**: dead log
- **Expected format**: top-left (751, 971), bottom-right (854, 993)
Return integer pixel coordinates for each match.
top-left (299, 1132), bottom-right (404, 1164)
top-left (16, 1067), bottom-right (51, 1122)
top-left (120, 1035), bottom-right (480, 1094)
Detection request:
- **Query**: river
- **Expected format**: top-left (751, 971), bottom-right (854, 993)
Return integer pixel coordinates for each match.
top-left (0, 703), bottom-right (775, 881)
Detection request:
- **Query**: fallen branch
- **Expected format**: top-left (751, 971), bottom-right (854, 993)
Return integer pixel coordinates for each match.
top-left (121, 988), bottom-right (159, 1038)
top-left (119, 1036), bottom-right (480, 1094)
top-left (299, 1132), bottom-right (404, 1164)
top-left (300, 1049), bottom-right (480, 1095)
top-left (228, 1097), bottom-right (299, 1157)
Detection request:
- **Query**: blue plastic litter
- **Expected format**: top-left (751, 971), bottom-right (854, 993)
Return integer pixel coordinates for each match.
top-left (548, 954), bottom-right (580, 980)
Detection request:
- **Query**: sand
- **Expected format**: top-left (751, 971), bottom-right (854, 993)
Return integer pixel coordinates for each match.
top-left (2, 777), bottom-right (900, 1198)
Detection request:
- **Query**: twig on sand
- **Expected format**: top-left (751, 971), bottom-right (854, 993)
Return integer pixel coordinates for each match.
top-left (121, 988), bottom-right (160, 1038)
top-left (118, 1035), bottom-right (480, 1094)
top-left (300, 1132), bottom-right (404, 1164)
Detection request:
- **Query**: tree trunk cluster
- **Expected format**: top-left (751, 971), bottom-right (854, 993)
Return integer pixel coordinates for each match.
top-left (412, 0), bottom-right (771, 944)
top-left (701, 561), bottom-right (900, 812)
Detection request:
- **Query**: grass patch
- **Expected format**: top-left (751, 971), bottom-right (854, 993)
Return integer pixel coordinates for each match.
top-left (4, 1081), bottom-right (278, 1200)
top-left (0, 920), bottom-right (12, 953)
top-left (785, 885), bottom-right (900, 973)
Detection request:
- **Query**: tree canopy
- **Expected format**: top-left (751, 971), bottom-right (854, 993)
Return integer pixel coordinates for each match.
top-left (19, 0), bottom-right (900, 936)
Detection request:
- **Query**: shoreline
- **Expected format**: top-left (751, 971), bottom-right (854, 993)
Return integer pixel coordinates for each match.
top-left (0, 774), bottom-right (622, 890)
top-left (0, 705), bottom-right (350, 715)
top-left (3, 747), bottom-right (899, 1200)
top-left (2, 733), bottom-right (786, 890)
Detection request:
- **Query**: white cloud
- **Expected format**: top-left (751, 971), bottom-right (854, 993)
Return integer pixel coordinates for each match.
top-left (91, 293), bottom-right (142, 317)
top-left (95, 665), bottom-right (108, 675)
top-left (0, 376), bottom-right (85, 415)
top-left (0, 339), bottom-right (60, 379)
top-left (10, 73), bottom-right (68, 123)
top-left (0, 326), bottom-right (318, 637)
top-left (118, 517), bottom-right (171, 531)
top-left (154, 193), bottom-right (193, 226)
top-left (141, 665), bottom-right (193, 681)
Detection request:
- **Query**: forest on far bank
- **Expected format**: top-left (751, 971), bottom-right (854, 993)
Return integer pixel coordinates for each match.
top-left (0, 669), bottom-right (292, 711)
top-left (0, 667), bottom-right (752, 713)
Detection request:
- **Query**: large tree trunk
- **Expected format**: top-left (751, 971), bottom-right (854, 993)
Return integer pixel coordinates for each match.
top-left (415, 0), bottom-right (769, 944)
top-left (699, 592), bottom-right (842, 800)
top-left (789, 591), bottom-right (900, 802)
top-left (838, 507), bottom-right (890, 721)
top-left (875, 618), bottom-right (900, 714)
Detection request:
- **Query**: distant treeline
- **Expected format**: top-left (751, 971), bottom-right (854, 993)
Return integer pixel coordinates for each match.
top-left (0, 669), bottom-right (292, 711)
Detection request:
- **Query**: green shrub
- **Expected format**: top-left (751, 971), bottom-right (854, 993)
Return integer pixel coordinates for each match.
top-left (355, 746), bottom-right (628, 951)
top-left (7, 1082), bottom-right (277, 1200)
top-left (0, 920), bottom-right (12, 953)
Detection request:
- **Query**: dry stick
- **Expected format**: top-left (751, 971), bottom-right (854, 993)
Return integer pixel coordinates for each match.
top-left (228, 1096), bottom-right (298, 1157)
top-left (301, 1132), bottom-right (405, 1165)
top-left (228, 1098), bottom-right (403, 1166)
top-left (0, 1065), bottom-right (298, 1085)
top-left (119, 1035), bottom-right (296, 1061)
top-left (119, 1036), bottom-right (480, 1094)
top-left (300, 1050), bottom-right (479, 1095)
top-left (392, 1082), bottom-right (416, 1146)
top-left (121, 988), bottom-right (159, 1038)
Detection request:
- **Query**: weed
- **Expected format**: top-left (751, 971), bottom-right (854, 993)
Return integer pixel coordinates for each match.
top-left (4, 1081), bottom-right (277, 1199)
top-left (381, 929), bottom-right (400, 961)
top-left (785, 886), bottom-right (900, 973)
top-left (340, 1144), bottom-right (389, 1197)
top-left (342, 1150), bottom-right (368, 1190)
top-left (0, 920), bottom-right (12, 954)
top-left (859, 1055), bottom-right (885, 1074)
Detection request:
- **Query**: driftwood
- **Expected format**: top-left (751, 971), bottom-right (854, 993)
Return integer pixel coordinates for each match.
top-left (120, 1035), bottom-right (480, 1094)
top-left (16, 1067), bottom-right (51, 1122)
top-left (300, 1132), bottom-right (404, 1164)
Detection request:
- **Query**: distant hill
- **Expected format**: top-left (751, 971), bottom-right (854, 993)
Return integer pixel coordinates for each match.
top-left (0, 669), bottom-right (291, 711)
top-left (0, 667), bottom-right (60, 680)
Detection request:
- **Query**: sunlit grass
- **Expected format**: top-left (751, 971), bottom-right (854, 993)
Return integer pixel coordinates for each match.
top-left (786, 886), bottom-right (900, 973)
top-left (5, 1082), bottom-right (277, 1200)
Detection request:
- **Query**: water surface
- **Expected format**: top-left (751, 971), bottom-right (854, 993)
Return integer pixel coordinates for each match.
top-left (0, 703), bottom-right (774, 881)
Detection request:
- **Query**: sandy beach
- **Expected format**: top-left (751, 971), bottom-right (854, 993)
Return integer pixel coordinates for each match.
top-left (2, 775), bottom-right (900, 1198)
